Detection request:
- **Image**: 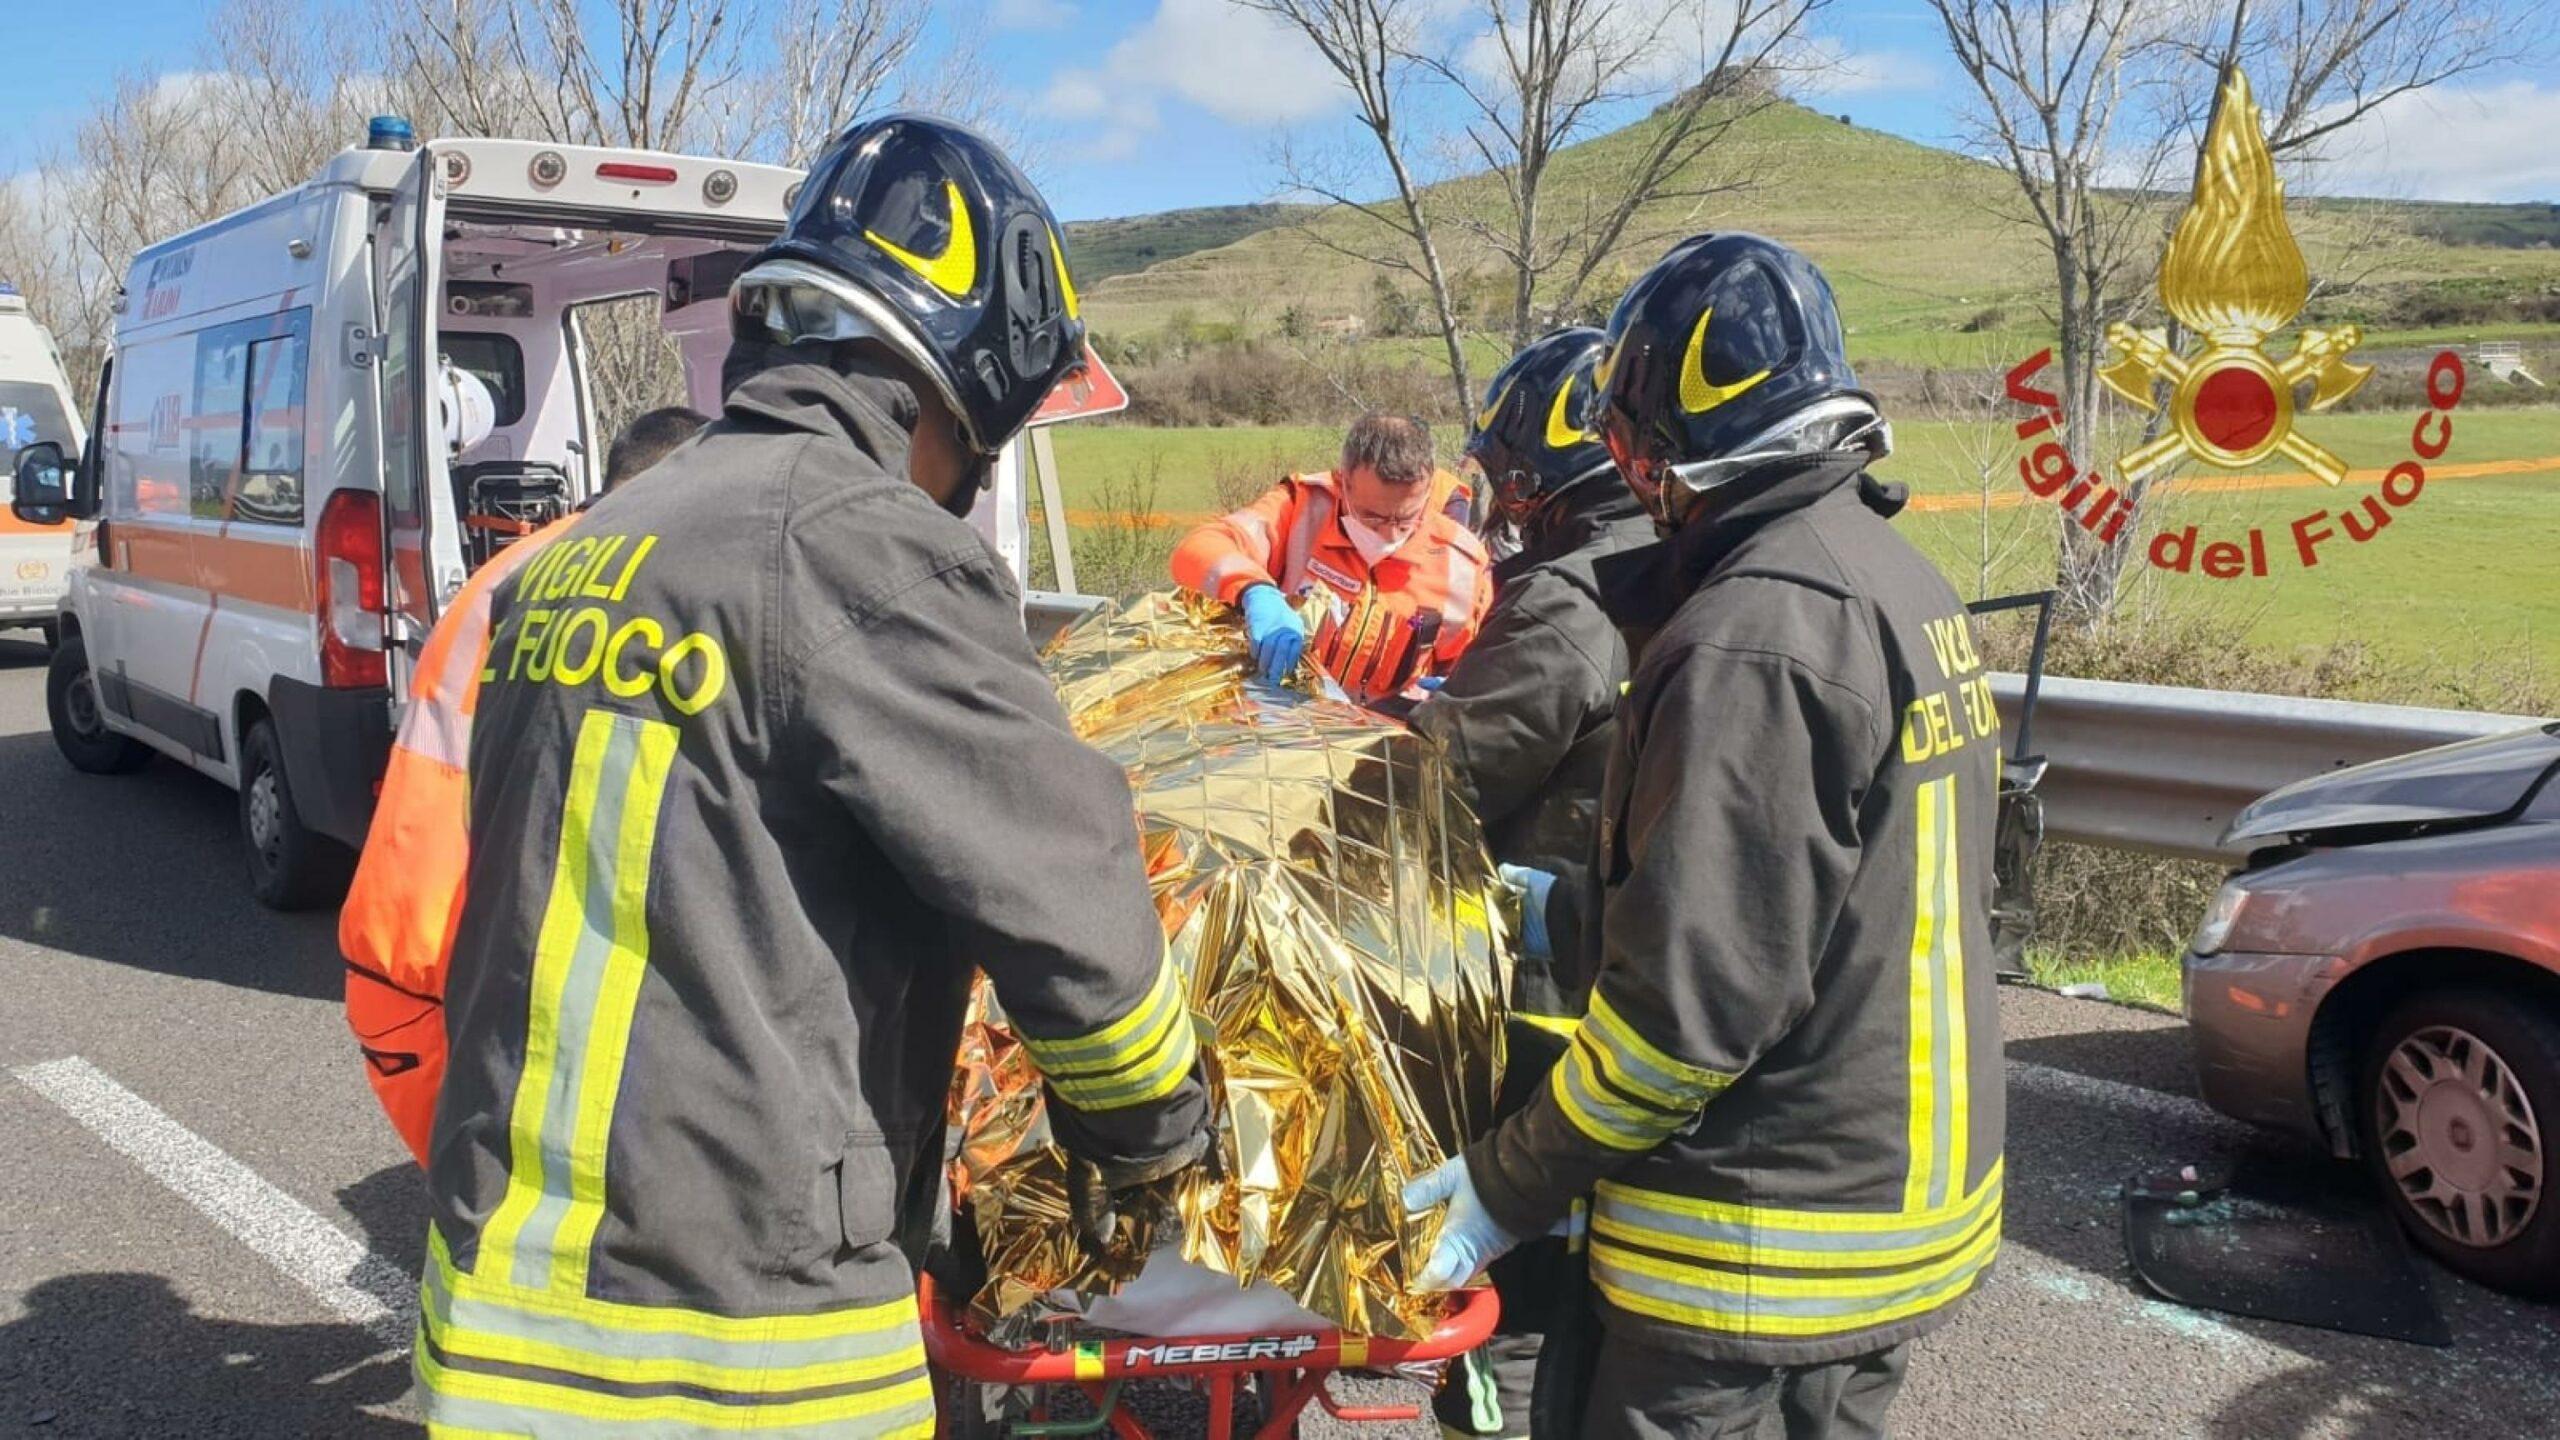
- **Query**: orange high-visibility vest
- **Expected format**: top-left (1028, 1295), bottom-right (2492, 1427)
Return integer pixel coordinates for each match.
top-left (338, 516), bottom-right (577, 1166)
top-left (1170, 470), bottom-right (1493, 703)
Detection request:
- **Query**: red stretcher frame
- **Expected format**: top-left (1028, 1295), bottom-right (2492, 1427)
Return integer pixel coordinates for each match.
top-left (918, 1273), bottom-right (1501, 1440)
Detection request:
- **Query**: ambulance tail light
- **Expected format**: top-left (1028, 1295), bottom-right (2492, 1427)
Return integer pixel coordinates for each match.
top-left (597, 161), bottom-right (678, 185)
top-left (316, 490), bottom-right (388, 689)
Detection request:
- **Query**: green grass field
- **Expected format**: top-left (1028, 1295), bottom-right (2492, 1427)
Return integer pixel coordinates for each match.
top-left (1043, 405), bottom-right (2560, 688)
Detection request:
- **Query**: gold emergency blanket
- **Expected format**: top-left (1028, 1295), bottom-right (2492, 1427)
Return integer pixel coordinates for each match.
top-left (948, 591), bottom-right (1511, 1341)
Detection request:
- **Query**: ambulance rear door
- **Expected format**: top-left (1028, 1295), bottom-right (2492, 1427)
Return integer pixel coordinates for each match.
top-left (369, 146), bottom-right (465, 687)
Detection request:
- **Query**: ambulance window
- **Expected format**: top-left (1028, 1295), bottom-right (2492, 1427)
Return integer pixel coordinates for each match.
top-left (237, 315), bottom-right (311, 526)
top-left (0, 381), bottom-right (73, 452)
top-left (185, 308), bottom-right (312, 526)
top-left (189, 328), bottom-right (247, 521)
top-left (442, 333), bottom-right (525, 428)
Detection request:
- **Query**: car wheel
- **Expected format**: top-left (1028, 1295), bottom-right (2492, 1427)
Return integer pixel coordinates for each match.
top-left (239, 716), bottom-right (353, 911)
top-left (45, 633), bottom-right (152, 775)
top-left (2358, 988), bottom-right (2560, 1296)
top-left (37, 619), bottom-right (59, 651)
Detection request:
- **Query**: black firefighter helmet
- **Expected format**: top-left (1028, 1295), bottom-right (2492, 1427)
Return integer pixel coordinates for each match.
top-left (732, 114), bottom-right (1085, 461)
top-left (1465, 327), bottom-right (1617, 548)
top-left (1596, 232), bottom-right (1888, 529)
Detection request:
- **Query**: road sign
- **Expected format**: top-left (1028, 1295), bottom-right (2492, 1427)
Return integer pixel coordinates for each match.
top-left (1029, 343), bottom-right (1129, 426)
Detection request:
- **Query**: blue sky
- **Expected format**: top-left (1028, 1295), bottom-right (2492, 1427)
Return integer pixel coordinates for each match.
top-left (4, 0), bottom-right (2553, 219)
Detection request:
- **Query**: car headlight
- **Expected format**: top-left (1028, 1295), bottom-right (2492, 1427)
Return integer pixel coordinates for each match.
top-left (2191, 880), bottom-right (2251, 956)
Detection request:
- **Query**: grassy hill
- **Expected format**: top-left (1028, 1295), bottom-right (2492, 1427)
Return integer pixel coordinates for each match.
top-left (1063, 203), bottom-right (1311, 283)
top-left (1081, 101), bottom-right (2560, 369)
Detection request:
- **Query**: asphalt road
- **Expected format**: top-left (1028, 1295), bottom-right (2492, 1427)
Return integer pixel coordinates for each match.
top-left (3, 627), bottom-right (2557, 1439)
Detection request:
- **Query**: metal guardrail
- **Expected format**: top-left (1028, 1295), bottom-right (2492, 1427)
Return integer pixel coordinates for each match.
top-left (1988, 673), bottom-right (2549, 863)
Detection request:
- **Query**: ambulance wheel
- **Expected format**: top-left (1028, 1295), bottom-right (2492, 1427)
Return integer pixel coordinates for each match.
top-left (239, 716), bottom-right (352, 911)
top-left (47, 633), bottom-right (152, 775)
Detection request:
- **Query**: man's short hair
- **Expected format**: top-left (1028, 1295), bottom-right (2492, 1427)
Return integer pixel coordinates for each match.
top-left (1339, 413), bottom-right (1434, 486)
top-left (604, 406), bottom-right (712, 491)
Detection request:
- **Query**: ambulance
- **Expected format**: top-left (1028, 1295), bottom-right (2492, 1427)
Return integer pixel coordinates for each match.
top-left (9, 118), bottom-right (1070, 908)
top-left (0, 282), bottom-right (86, 644)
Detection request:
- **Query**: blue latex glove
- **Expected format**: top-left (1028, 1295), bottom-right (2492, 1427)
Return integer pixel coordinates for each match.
top-left (1415, 675), bottom-right (1445, 692)
top-left (1403, 1156), bottom-right (1527, 1291)
top-left (1499, 863), bottom-right (1556, 962)
top-left (1239, 584), bottom-right (1308, 685)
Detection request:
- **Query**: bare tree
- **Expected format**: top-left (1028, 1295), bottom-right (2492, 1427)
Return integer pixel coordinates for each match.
top-left (1242, 0), bottom-right (1480, 415)
top-left (1926, 0), bottom-right (2187, 625)
top-left (1932, 0), bottom-right (2537, 623)
top-left (1431, 0), bottom-right (1831, 351)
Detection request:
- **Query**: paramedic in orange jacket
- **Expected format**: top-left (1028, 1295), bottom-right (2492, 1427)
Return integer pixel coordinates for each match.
top-left (1170, 413), bottom-right (1493, 705)
top-left (339, 406), bottom-right (707, 1165)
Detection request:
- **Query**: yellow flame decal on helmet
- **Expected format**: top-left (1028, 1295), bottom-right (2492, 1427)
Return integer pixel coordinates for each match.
top-left (865, 180), bottom-right (977, 299)
top-left (1680, 306), bottom-right (1770, 414)
top-left (1474, 378), bottom-right (1516, 435)
top-left (1047, 224), bottom-right (1081, 320)
top-left (1545, 374), bottom-right (1593, 448)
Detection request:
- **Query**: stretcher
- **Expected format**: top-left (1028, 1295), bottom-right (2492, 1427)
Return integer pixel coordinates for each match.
top-left (919, 1272), bottom-right (1500, 1440)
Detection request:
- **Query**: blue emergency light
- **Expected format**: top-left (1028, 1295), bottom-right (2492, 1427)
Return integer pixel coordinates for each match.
top-left (0, 281), bottom-right (19, 297)
top-left (367, 116), bottom-right (417, 152)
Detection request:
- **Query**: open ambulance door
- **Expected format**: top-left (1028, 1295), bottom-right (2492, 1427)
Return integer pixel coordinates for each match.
top-left (370, 146), bottom-right (466, 673)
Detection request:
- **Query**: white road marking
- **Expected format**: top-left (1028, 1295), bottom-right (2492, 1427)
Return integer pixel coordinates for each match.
top-left (12, 1055), bottom-right (417, 1353)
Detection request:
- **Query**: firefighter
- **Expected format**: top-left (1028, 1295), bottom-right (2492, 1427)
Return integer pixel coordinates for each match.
top-left (1406, 233), bottom-right (2005, 1440)
top-left (1409, 327), bottom-right (1655, 1439)
top-left (340, 406), bottom-right (707, 1167)
top-left (1171, 413), bottom-right (1493, 707)
top-left (415, 116), bottom-right (1210, 1435)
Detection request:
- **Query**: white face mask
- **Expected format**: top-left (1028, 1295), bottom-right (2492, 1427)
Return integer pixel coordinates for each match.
top-left (1343, 513), bottom-right (1416, 566)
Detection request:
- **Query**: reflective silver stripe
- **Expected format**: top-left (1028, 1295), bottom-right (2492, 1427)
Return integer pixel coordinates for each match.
top-left (1581, 991), bottom-right (1729, 1113)
top-left (419, 1344), bottom-right (936, 1438)
top-left (1440, 538), bottom-right (1475, 634)
top-left (1590, 1227), bottom-right (1998, 1324)
top-left (1281, 478), bottom-right (1334, 593)
top-left (423, 1237), bottom-right (922, 1384)
top-left (501, 720), bottom-right (645, 1290)
top-left (1593, 1168), bottom-right (2003, 1264)
top-left (1550, 1037), bottom-right (1681, 1151)
top-left (398, 690), bottom-right (472, 769)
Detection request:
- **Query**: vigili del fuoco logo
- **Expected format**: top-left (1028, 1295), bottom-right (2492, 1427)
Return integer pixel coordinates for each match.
top-left (2004, 68), bottom-right (2467, 579)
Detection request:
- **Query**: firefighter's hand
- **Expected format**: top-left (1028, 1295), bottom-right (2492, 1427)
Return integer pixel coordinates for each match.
top-left (1499, 864), bottom-right (1556, 962)
top-left (1068, 1125), bottom-right (1219, 1253)
top-left (1403, 1156), bottom-right (1526, 1291)
top-left (1239, 584), bottom-right (1307, 684)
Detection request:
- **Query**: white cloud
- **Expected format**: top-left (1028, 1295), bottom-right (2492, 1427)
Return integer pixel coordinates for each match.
top-left (995, 0), bottom-right (1078, 32)
top-left (2296, 80), bottom-right (2560, 203)
top-left (1799, 45), bottom-right (1938, 98)
top-left (1040, 0), bottom-right (1346, 160)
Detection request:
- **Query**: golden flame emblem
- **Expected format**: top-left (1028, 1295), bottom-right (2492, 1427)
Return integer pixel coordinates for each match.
top-left (2101, 69), bottom-right (2371, 484)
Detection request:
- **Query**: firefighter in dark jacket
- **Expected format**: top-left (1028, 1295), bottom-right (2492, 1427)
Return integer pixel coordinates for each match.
top-left (419, 116), bottom-right (1210, 1435)
top-left (1414, 328), bottom-right (1653, 1440)
top-left (1406, 233), bottom-right (2005, 1440)
top-left (1415, 326), bottom-right (1653, 1014)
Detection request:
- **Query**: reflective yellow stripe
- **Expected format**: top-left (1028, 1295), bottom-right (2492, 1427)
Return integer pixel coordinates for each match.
top-left (1904, 776), bottom-right (1944, 1212)
top-left (428, 1227), bottom-right (918, 1347)
top-left (1596, 1157), bottom-right (2005, 1234)
top-left (547, 719), bottom-right (677, 1294)
top-left (1515, 1011), bottom-right (1579, 1038)
top-left (1020, 955), bottom-right (1199, 1112)
top-left (1942, 783), bottom-right (1971, 1205)
top-left (477, 711), bottom-right (681, 1294)
top-left (1592, 1167), bottom-right (2002, 1270)
top-left (1549, 1040), bottom-right (1659, 1151)
top-left (417, 1344), bottom-right (935, 1435)
top-left (426, 1254), bottom-right (923, 1394)
top-left (1586, 989), bottom-right (1727, 1112)
top-left (1591, 1219), bottom-right (1998, 1338)
top-left (479, 711), bottom-right (619, 1285)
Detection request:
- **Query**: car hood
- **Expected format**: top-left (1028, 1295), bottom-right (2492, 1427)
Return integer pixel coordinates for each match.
top-left (2224, 723), bottom-right (2560, 847)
